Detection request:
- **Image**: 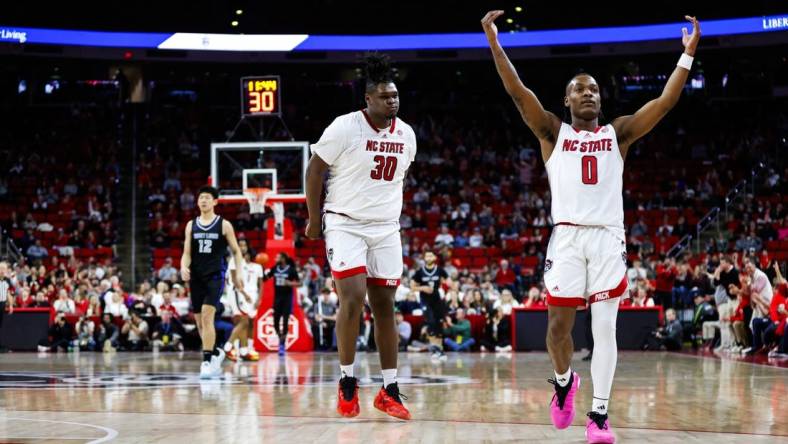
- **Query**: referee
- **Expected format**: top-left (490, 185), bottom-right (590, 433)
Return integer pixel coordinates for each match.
top-left (0, 261), bottom-right (14, 352)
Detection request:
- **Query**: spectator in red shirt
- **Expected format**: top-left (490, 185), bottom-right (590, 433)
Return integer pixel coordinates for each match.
top-left (495, 259), bottom-right (516, 294)
top-left (774, 264), bottom-right (788, 357)
top-left (16, 288), bottom-right (34, 308)
top-left (755, 263), bottom-right (787, 355)
top-left (73, 290), bottom-right (90, 316)
top-left (729, 274), bottom-right (752, 352)
top-left (654, 257), bottom-right (677, 309)
top-left (158, 291), bottom-right (180, 319)
top-left (523, 286), bottom-right (547, 308)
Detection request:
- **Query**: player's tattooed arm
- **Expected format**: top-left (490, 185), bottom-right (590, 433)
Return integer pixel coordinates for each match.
top-left (613, 16), bottom-right (700, 156)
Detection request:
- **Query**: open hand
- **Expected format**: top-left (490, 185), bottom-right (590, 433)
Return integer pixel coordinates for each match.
top-left (681, 16), bottom-right (701, 56)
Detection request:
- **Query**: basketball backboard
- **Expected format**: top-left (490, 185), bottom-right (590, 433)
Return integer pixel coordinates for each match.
top-left (210, 141), bottom-right (308, 203)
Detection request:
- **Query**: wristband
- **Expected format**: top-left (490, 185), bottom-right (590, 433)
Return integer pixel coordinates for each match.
top-left (677, 53), bottom-right (694, 71)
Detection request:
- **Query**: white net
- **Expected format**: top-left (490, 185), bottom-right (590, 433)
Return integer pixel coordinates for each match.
top-left (244, 188), bottom-right (271, 214)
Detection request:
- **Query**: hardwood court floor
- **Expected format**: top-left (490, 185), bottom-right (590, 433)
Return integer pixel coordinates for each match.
top-left (0, 351), bottom-right (785, 443)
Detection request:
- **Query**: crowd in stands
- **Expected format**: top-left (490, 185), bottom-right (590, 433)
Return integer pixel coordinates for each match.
top-left (128, 91), bottom-right (786, 356)
top-left (0, 105), bottom-right (119, 266)
top-left (1, 71), bottom-right (785, 357)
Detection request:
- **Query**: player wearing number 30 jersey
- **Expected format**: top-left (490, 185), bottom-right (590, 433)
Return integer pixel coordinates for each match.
top-left (305, 54), bottom-right (415, 421)
top-left (314, 109), bottom-right (416, 222)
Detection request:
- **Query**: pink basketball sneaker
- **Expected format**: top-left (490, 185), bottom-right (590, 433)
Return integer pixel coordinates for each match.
top-left (548, 371), bottom-right (580, 429)
top-left (585, 412), bottom-right (615, 443)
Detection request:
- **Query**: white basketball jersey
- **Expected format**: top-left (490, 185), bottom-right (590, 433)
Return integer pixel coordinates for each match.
top-left (311, 110), bottom-right (417, 222)
top-left (227, 259), bottom-right (263, 299)
top-left (545, 123), bottom-right (624, 235)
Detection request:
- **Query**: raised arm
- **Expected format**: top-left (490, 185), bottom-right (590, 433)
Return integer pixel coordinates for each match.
top-left (613, 16), bottom-right (701, 156)
top-left (482, 10), bottom-right (561, 162)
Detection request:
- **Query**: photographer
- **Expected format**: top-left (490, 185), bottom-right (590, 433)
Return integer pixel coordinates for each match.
top-left (479, 308), bottom-right (511, 352)
top-left (94, 313), bottom-right (119, 352)
top-left (121, 311), bottom-right (150, 351)
top-left (644, 308), bottom-right (682, 351)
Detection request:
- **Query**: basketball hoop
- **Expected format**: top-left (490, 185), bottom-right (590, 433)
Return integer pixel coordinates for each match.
top-left (244, 187), bottom-right (272, 214)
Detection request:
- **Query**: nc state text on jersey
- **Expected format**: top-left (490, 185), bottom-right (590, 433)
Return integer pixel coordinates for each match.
top-left (562, 138), bottom-right (614, 153)
top-left (366, 140), bottom-right (405, 154)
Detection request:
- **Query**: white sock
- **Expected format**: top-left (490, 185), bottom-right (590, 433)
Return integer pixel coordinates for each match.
top-left (591, 298), bottom-right (619, 415)
top-left (592, 397), bottom-right (609, 415)
top-left (247, 338), bottom-right (254, 350)
top-left (554, 368), bottom-right (572, 387)
top-left (340, 363), bottom-right (354, 378)
top-left (382, 368), bottom-right (397, 387)
top-left (233, 339), bottom-right (240, 351)
top-left (240, 347), bottom-right (248, 355)
top-left (223, 341), bottom-right (233, 352)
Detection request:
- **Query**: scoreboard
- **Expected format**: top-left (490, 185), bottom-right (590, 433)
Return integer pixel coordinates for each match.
top-left (241, 76), bottom-right (281, 117)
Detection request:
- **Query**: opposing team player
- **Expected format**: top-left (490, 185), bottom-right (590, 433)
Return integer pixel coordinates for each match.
top-left (482, 10), bottom-right (701, 443)
top-left (181, 186), bottom-right (246, 378)
top-left (224, 250), bottom-right (263, 362)
top-left (263, 252), bottom-right (300, 356)
top-left (410, 251), bottom-right (448, 361)
top-left (305, 53), bottom-right (417, 420)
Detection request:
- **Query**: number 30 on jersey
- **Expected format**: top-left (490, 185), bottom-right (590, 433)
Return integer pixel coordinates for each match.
top-left (370, 155), bottom-right (398, 181)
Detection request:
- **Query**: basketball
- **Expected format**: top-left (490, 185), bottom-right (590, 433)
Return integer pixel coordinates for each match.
top-left (255, 252), bottom-right (270, 266)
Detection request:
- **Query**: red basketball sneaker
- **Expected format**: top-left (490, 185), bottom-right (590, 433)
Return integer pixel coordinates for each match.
top-left (226, 348), bottom-right (238, 362)
top-left (336, 376), bottom-right (360, 418)
top-left (373, 382), bottom-right (411, 420)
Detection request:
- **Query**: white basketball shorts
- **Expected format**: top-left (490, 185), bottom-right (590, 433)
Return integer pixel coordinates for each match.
top-left (543, 224), bottom-right (629, 307)
top-left (323, 212), bottom-right (403, 287)
top-left (226, 287), bottom-right (259, 318)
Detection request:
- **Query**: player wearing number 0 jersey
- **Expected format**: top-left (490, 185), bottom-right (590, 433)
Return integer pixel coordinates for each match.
top-left (305, 54), bottom-right (415, 420)
top-left (483, 10), bottom-right (702, 444)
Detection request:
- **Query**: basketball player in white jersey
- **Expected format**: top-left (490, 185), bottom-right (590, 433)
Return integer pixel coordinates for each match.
top-left (483, 11), bottom-right (701, 443)
top-left (224, 251), bottom-right (263, 361)
top-left (305, 53), bottom-right (417, 420)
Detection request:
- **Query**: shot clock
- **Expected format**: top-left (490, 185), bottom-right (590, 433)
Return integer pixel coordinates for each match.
top-left (241, 76), bottom-right (281, 117)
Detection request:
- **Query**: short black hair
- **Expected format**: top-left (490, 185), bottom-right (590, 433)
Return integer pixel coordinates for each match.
top-left (565, 71), bottom-right (594, 95)
top-left (197, 185), bottom-right (219, 199)
top-left (362, 52), bottom-right (395, 93)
